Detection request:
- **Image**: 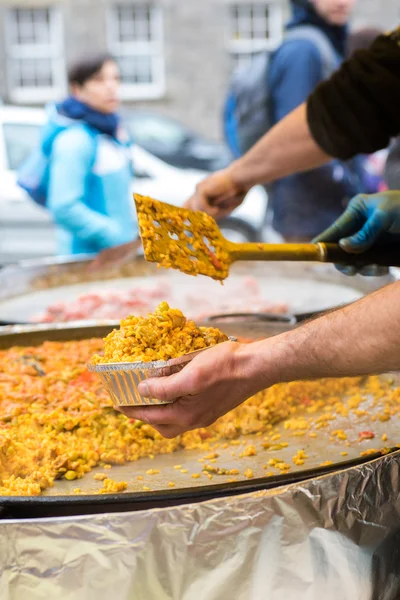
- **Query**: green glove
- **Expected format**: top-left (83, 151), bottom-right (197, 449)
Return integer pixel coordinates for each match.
top-left (313, 191), bottom-right (400, 276)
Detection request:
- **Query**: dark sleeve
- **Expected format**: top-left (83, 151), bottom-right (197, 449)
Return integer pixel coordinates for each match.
top-left (306, 29), bottom-right (400, 160)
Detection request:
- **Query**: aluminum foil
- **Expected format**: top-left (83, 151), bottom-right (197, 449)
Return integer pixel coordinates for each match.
top-left (1, 451), bottom-right (400, 599)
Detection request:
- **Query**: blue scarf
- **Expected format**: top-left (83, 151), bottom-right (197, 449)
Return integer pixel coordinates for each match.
top-left (57, 96), bottom-right (120, 138)
top-left (287, 1), bottom-right (348, 58)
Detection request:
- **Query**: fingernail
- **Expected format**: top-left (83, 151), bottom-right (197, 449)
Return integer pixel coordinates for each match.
top-left (138, 381), bottom-right (150, 397)
top-left (361, 265), bottom-right (388, 277)
top-left (339, 239), bottom-right (353, 251)
top-left (336, 264), bottom-right (357, 276)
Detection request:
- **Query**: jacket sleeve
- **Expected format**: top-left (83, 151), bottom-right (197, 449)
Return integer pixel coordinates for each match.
top-left (271, 40), bottom-right (323, 122)
top-left (307, 30), bottom-right (400, 159)
top-left (47, 128), bottom-right (124, 251)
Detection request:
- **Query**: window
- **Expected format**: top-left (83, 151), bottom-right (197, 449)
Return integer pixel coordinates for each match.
top-left (5, 7), bottom-right (65, 104)
top-left (228, 3), bottom-right (284, 68)
top-left (107, 4), bottom-right (165, 100)
top-left (3, 123), bottom-right (42, 171)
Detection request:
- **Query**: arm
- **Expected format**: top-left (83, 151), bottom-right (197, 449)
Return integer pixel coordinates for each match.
top-left (231, 103), bottom-right (331, 188)
top-left (48, 129), bottom-right (124, 251)
top-left (308, 30), bottom-right (400, 159)
top-left (187, 30), bottom-right (400, 216)
top-left (185, 104), bottom-right (331, 217)
top-left (241, 30), bottom-right (400, 185)
top-left (118, 281), bottom-right (400, 438)
top-left (258, 281), bottom-right (400, 381)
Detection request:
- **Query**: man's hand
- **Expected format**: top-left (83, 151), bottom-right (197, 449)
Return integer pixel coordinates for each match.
top-left (314, 191), bottom-right (400, 276)
top-left (88, 238), bottom-right (142, 271)
top-left (117, 341), bottom-right (269, 438)
top-left (185, 165), bottom-right (251, 219)
top-left (117, 282), bottom-right (400, 439)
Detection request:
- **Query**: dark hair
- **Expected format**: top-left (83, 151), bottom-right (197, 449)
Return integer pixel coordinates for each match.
top-left (68, 53), bottom-right (116, 86)
top-left (347, 28), bottom-right (383, 58)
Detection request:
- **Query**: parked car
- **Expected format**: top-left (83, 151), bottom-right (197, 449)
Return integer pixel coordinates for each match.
top-left (0, 106), bottom-right (268, 265)
top-left (0, 106), bottom-right (55, 264)
top-left (125, 110), bottom-right (232, 172)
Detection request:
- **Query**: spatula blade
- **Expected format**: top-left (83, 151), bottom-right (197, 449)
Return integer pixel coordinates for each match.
top-left (134, 194), bottom-right (231, 280)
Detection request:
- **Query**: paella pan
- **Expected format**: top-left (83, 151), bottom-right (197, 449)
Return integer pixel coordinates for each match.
top-left (0, 255), bottom-right (391, 324)
top-left (0, 319), bottom-right (398, 519)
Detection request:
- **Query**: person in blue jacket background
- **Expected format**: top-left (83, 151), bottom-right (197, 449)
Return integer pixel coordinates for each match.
top-left (43, 53), bottom-right (138, 256)
top-left (268, 0), bottom-right (359, 241)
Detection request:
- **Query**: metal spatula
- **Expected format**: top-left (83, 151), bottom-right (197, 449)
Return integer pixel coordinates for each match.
top-left (134, 194), bottom-right (400, 281)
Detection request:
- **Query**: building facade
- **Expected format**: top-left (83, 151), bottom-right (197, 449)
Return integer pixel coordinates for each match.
top-left (0, 0), bottom-right (396, 139)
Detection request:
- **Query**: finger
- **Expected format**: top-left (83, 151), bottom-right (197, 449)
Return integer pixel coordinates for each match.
top-left (335, 264), bottom-right (358, 276)
top-left (200, 192), bottom-right (239, 218)
top-left (184, 197), bottom-right (193, 210)
top-left (152, 424), bottom-right (184, 439)
top-left (189, 190), bottom-right (219, 216)
top-left (218, 194), bottom-right (244, 211)
top-left (212, 199), bottom-right (244, 220)
top-left (184, 194), bottom-right (199, 212)
top-left (118, 407), bottom-right (186, 438)
top-left (138, 369), bottom-right (197, 403)
top-left (118, 404), bottom-right (179, 425)
top-left (359, 265), bottom-right (389, 277)
top-left (340, 210), bottom-right (393, 253)
top-left (119, 397), bottom-right (199, 431)
top-left (313, 202), bottom-right (365, 243)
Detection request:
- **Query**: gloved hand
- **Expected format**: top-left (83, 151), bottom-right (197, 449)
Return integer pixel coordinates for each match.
top-left (313, 191), bottom-right (400, 276)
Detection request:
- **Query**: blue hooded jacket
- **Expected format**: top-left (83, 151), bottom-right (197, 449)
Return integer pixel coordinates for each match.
top-left (42, 99), bottom-right (138, 256)
top-left (268, 1), bottom-right (361, 240)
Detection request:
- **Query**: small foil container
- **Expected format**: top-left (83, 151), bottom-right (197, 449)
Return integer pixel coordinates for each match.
top-left (88, 337), bottom-right (236, 407)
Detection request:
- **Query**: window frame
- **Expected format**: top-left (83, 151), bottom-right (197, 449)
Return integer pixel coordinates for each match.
top-left (4, 6), bottom-right (66, 104)
top-left (106, 3), bottom-right (165, 101)
top-left (227, 2), bottom-right (284, 67)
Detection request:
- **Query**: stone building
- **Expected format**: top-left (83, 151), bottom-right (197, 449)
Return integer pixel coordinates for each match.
top-left (0, 0), bottom-right (396, 138)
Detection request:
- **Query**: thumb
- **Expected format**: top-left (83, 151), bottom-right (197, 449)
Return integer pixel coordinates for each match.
top-left (313, 201), bottom-right (365, 244)
top-left (340, 210), bottom-right (393, 253)
top-left (138, 369), bottom-right (194, 403)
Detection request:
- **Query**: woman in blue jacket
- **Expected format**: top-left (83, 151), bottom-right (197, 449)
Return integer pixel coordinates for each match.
top-left (268, 0), bottom-right (359, 241)
top-left (43, 54), bottom-right (138, 256)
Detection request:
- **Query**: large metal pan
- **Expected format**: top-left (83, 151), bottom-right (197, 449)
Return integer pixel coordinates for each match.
top-left (0, 320), bottom-right (397, 520)
top-left (0, 255), bottom-right (392, 324)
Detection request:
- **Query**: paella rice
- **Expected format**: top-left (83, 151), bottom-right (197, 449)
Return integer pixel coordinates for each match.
top-left (92, 301), bottom-right (228, 364)
top-left (0, 337), bottom-right (399, 495)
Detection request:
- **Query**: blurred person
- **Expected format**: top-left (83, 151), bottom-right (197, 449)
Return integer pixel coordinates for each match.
top-left (224, 0), bottom-right (360, 242)
top-left (265, 0), bottom-right (361, 242)
top-left (20, 53), bottom-right (138, 257)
